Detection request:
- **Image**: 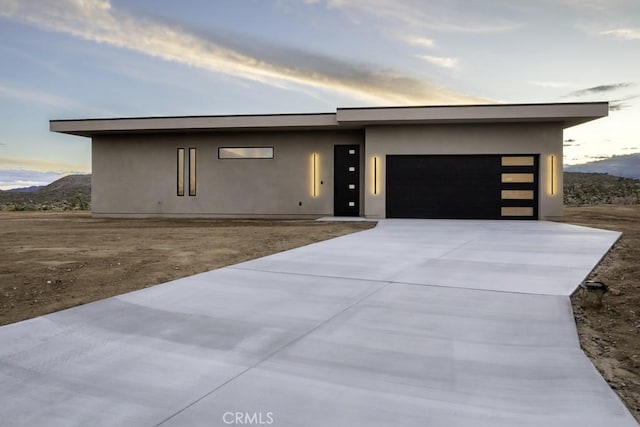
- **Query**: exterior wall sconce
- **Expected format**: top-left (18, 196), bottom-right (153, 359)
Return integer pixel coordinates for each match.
top-left (311, 153), bottom-right (319, 197)
top-left (371, 156), bottom-right (379, 195)
top-left (549, 154), bottom-right (555, 196)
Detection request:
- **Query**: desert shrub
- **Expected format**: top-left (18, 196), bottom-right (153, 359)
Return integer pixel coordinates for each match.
top-left (564, 173), bottom-right (640, 206)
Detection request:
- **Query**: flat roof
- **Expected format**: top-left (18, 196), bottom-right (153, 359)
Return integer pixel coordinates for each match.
top-left (50, 102), bottom-right (608, 137)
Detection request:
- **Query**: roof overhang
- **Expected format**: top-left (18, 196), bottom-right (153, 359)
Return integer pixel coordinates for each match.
top-left (50, 102), bottom-right (608, 138)
top-left (336, 102), bottom-right (609, 128)
top-left (50, 113), bottom-right (342, 137)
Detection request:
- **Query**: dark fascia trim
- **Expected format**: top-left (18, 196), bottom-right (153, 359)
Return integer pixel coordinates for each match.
top-left (336, 101), bottom-right (609, 112)
top-left (50, 112), bottom-right (336, 124)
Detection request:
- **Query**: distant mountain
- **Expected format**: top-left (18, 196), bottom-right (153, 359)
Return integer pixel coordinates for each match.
top-left (1, 172), bottom-right (637, 210)
top-left (565, 153), bottom-right (640, 179)
top-left (0, 174), bottom-right (91, 211)
top-left (6, 185), bottom-right (44, 193)
top-left (40, 174), bottom-right (91, 198)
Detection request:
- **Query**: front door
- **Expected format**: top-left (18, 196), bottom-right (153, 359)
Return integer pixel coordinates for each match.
top-left (334, 145), bottom-right (360, 216)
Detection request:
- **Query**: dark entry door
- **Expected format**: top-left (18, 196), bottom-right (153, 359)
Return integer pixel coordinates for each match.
top-left (334, 145), bottom-right (360, 216)
top-left (386, 155), bottom-right (502, 219)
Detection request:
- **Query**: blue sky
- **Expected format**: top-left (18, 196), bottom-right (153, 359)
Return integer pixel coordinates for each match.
top-left (0, 0), bottom-right (638, 189)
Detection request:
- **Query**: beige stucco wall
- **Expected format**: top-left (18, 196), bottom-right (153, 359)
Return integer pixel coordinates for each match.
top-left (92, 130), bottom-right (363, 217)
top-left (363, 123), bottom-right (564, 219)
top-left (92, 122), bottom-right (563, 219)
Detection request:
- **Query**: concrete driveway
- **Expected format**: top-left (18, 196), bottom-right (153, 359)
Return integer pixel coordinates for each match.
top-left (0, 220), bottom-right (636, 426)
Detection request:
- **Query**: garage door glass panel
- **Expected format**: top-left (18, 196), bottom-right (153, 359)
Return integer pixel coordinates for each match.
top-left (501, 156), bottom-right (535, 166)
top-left (501, 190), bottom-right (534, 200)
top-left (501, 207), bottom-right (534, 216)
top-left (499, 155), bottom-right (538, 219)
top-left (502, 173), bottom-right (534, 183)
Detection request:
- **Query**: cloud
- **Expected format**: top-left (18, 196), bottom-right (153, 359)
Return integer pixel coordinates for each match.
top-left (0, 45), bottom-right (67, 77)
top-left (600, 28), bottom-right (640, 40)
top-left (0, 84), bottom-right (115, 115)
top-left (404, 36), bottom-right (436, 48)
top-left (415, 54), bottom-right (459, 69)
top-left (316, 0), bottom-right (517, 34)
top-left (563, 82), bottom-right (635, 98)
top-left (0, 84), bottom-right (63, 106)
top-left (0, 156), bottom-right (90, 173)
top-left (609, 95), bottom-right (639, 111)
top-left (553, 0), bottom-right (622, 11)
top-left (528, 81), bottom-right (574, 89)
top-left (563, 138), bottom-right (580, 147)
top-left (0, 0), bottom-right (484, 105)
top-left (0, 169), bottom-right (65, 190)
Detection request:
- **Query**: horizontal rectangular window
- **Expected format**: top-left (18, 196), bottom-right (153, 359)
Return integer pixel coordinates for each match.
top-left (501, 207), bottom-right (534, 217)
top-left (218, 147), bottom-right (274, 159)
top-left (502, 173), bottom-right (535, 183)
top-left (501, 190), bottom-right (534, 200)
top-left (177, 148), bottom-right (185, 196)
top-left (501, 156), bottom-right (535, 166)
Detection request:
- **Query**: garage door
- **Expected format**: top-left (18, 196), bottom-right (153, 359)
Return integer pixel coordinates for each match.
top-left (386, 155), bottom-right (538, 219)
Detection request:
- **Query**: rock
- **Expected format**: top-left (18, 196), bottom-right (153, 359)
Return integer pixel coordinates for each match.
top-left (578, 281), bottom-right (609, 308)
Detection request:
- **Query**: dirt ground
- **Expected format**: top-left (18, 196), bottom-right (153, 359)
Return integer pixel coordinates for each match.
top-left (0, 212), bottom-right (374, 326)
top-left (560, 205), bottom-right (640, 420)
top-left (1, 208), bottom-right (639, 419)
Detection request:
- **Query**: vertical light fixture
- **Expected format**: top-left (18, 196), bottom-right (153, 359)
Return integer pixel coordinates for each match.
top-left (311, 153), bottom-right (319, 198)
top-left (550, 154), bottom-right (555, 195)
top-left (373, 156), bottom-right (378, 195)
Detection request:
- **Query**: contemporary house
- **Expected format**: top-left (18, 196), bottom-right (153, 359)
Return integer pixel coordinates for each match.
top-left (51, 102), bottom-right (608, 220)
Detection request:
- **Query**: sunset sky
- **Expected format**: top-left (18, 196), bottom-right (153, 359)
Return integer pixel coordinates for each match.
top-left (0, 0), bottom-right (638, 189)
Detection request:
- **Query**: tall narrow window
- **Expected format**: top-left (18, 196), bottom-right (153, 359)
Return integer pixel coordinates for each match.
top-left (189, 148), bottom-right (196, 196)
top-left (177, 148), bottom-right (185, 196)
